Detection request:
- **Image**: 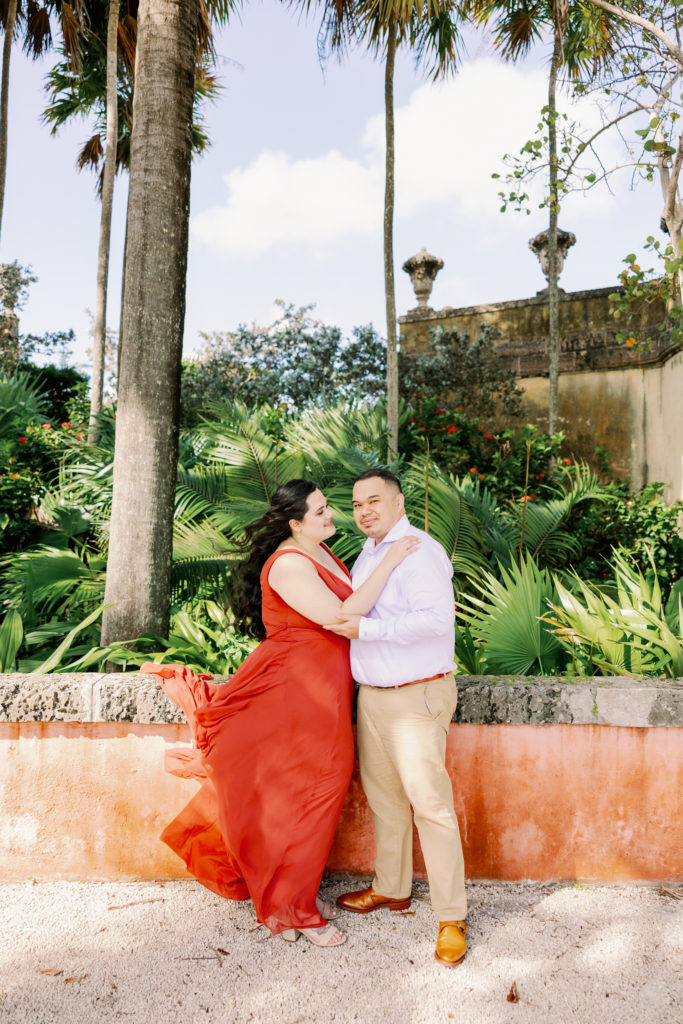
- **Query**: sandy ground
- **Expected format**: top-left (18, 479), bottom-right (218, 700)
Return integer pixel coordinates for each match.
top-left (0, 878), bottom-right (681, 1024)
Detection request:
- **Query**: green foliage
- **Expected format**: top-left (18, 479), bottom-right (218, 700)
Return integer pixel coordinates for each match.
top-left (0, 370), bottom-right (49, 551)
top-left (0, 609), bottom-right (23, 671)
top-left (545, 553), bottom-right (683, 678)
top-left (567, 481), bottom-right (683, 594)
top-left (104, 603), bottom-right (257, 675)
top-left (608, 239), bottom-right (683, 349)
top-left (17, 362), bottom-right (88, 425)
top-left (0, 262), bottom-right (37, 314)
top-left (180, 304), bottom-right (387, 427)
top-left (403, 404), bottom-right (564, 499)
top-left (3, 376), bottom-right (682, 679)
top-left (455, 556), bottom-right (566, 676)
top-left (399, 323), bottom-right (525, 421)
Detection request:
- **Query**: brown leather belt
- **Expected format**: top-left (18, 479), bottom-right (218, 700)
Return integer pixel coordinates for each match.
top-left (389, 671), bottom-right (451, 689)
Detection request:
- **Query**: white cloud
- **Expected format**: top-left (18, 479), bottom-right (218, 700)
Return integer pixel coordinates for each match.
top-left (191, 57), bottom-right (633, 259)
top-left (192, 149), bottom-right (382, 256)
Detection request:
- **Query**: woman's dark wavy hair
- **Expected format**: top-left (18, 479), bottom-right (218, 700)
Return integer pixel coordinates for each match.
top-left (230, 479), bottom-right (320, 640)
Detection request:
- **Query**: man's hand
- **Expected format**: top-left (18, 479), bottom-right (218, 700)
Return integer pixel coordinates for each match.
top-left (323, 613), bottom-right (362, 639)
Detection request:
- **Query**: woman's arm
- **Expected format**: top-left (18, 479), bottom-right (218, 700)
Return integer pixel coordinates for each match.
top-left (267, 538), bottom-right (419, 626)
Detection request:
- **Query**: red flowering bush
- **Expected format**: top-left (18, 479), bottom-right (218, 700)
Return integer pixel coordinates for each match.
top-left (402, 399), bottom-right (564, 500)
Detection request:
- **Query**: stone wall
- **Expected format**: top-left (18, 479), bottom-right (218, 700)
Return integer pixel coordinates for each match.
top-left (2, 673), bottom-right (681, 884)
top-left (399, 287), bottom-right (683, 500)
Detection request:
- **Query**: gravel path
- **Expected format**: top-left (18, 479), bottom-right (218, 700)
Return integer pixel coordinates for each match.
top-left (1, 879), bottom-right (681, 1024)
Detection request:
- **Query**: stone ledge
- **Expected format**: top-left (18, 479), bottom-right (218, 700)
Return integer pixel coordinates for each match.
top-left (1, 673), bottom-right (681, 727)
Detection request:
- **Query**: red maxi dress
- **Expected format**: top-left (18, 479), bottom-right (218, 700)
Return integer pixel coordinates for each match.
top-left (143, 547), bottom-right (354, 934)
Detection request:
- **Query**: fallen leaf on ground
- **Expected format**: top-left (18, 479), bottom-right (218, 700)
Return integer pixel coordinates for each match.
top-left (507, 982), bottom-right (519, 1003)
top-left (64, 975), bottom-right (89, 983)
top-left (107, 898), bottom-right (165, 911)
top-left (40, 969), bottom-right (63, 976)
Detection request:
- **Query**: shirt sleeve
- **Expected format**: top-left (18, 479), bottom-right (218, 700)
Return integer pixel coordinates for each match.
top-left (357, 544), bottom-right (454, 644)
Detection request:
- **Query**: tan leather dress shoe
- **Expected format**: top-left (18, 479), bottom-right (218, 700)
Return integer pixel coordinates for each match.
top-left (435, 920), bottom-right (467, 967)
top-left (335, 886), bottom-right (412, 914)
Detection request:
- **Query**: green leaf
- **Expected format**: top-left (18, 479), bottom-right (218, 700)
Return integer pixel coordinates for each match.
top-left (31, 603), bottom-right (111, 674)
top-left (0, 610), bottom-right (23, 672)
top-left (585, 173), bottom-right (596, 183)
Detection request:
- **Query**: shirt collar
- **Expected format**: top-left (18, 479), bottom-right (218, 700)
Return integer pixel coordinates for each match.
top-left (361, 514), bottom-right (411, 553)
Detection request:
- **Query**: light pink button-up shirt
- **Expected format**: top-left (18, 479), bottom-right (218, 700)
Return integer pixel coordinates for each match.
top-left (350, 514), bottom-right (457, 687)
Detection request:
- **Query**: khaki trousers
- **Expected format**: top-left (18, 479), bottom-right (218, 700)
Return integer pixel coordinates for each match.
top-left (357, 673), bottom-right (467, 920)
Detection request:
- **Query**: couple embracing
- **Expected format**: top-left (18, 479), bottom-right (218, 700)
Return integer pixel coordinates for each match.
top-left (144, 469), bottom-right (467, 968)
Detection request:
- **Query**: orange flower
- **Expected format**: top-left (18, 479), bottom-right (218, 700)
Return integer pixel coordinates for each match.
top-left (625, 336), bottom-right (636, 347)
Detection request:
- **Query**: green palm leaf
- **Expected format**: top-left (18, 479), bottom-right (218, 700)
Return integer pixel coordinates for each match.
top-left (457, 555), bottom-right (565, 675)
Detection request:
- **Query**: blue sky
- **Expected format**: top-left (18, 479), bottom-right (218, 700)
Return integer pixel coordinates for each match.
top-left (3, 1), bottom-right (664, 373)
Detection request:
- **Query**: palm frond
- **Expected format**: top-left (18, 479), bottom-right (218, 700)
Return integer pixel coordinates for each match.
top-left (457, 554), bottom-right (565, 675)
top-left (403, 456), bottom-right (486, 580)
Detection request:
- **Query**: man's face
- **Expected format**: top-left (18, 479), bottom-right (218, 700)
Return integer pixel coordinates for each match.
top-left (352, 476), bottom-right (405, 543)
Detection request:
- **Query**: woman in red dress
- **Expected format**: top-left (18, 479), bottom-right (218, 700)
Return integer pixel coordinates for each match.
top-left (144, 479), bottom-right (417, 947)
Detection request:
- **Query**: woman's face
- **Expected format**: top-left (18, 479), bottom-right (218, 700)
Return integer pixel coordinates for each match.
top-left (295, 489), bottom-right (336, 543)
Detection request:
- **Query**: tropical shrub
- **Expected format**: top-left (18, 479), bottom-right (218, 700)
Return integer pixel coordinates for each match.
top-left (399, 322), bottom-right (525, 421)
top-left (546, 553), bottom-right (683, 678)
top-left (403, 403), bottom-right (565, 500)
top-left (567, 481), bottom-right (683, 595)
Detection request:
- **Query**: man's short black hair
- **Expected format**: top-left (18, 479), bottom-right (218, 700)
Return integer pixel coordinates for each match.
top-left (353, 468), bottom-right (403, 494)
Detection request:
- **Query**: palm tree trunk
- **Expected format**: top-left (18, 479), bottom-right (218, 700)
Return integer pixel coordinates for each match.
top-left (101, 0), bottom-right (198, 644)
top-left (116, 211), bottom-right (128, 393)
top-left (88, 0), bottom-right (119, 443)
top-left (547, 26), bottom-right (562, 437)
top-left (384, 15), bottom-right (399, 460)
top-left (0, 0), bottom-right (17, 246)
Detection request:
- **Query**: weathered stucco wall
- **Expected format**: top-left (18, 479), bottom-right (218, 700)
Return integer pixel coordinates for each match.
top-left (399, 286), bottom-right (683, 500)
top-left (1, 673), bottom-right (681, 884)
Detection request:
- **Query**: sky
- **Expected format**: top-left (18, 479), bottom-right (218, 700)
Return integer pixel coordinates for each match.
top-left (2, 1), bottom-right (665, 375)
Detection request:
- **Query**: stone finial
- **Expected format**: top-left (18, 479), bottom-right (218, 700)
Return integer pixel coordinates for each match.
top-left (529, 229), bottom-right (576, 283)
top-left (402, 248), bottom-right (444, 309)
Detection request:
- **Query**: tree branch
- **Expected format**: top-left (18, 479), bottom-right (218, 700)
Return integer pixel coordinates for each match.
top-left (584, 0), bottom-right (683, 69)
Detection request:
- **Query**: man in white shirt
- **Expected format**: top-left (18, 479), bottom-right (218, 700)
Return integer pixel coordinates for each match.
top-left (325, 468), bottom-right (468, 967)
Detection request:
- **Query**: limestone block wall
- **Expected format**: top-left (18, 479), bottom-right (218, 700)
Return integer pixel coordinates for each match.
top-left (399, 287), bottom-right (683, 500)
top-left (1, 673), bottom-right (682, 885)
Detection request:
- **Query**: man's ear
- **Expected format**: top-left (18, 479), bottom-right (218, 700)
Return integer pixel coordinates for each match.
top-left (396, 490), bottom-right (405, 514)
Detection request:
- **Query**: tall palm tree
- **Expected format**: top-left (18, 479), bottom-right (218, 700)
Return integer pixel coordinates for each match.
top-left (313, 0), bottom-right (463, 458)
top-left (100, 0), bottom-right (235, 643)
top-left (88, 0), bottom-right (118, 442)
top-left (44, 1), bottom-right (219, 439)
top-left (474, 0), bottom-right (620, 435)
top-left (100, 0), bottom-right (201, 643)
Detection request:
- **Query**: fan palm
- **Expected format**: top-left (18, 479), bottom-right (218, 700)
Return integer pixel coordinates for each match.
top-left (0, 368), bottom-right (47, 438)
top-left (456, 553), bottom-right (566, 674)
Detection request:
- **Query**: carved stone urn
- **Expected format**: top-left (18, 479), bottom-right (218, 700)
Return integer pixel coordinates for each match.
top-left (402, 248), bottom-right (444, 309)
top-left (529, 228), bottom-right (576, 286)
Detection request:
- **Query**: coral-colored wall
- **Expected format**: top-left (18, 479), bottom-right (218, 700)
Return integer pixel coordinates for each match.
top-left (1, 722), bottom-right (681, 883)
